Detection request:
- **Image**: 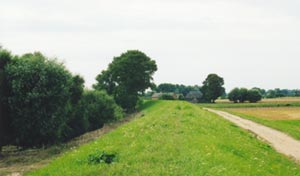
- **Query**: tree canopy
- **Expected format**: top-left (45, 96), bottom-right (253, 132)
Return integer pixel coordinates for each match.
top-left (201, 74), bottom-right (225, 103)
top-left (94, 50), bottom-right (157, 111)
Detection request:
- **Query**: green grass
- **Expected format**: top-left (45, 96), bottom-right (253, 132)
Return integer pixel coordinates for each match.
top-left (222, 109), bottom-right (300, 140)
top-left (28, 101), bottom-right (300, 176)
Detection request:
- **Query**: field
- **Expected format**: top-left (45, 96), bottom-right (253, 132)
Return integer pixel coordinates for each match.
top-left (27, 101), bottom-right (300, 176)
top-left (202, 97), bottom-right (300, 108)
top-left (223, 107), bottom-right (300, 140)
top-left (200, 97), bottom-right (300, 140)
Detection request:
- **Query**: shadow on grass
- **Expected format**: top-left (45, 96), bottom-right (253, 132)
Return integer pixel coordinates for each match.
top-left (137, 100), bottom-right (160, 111)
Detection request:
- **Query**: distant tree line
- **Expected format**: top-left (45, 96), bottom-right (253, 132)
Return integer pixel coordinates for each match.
top-left (228, 88), bottom-right (262, 103)
top-left (153, 73), bottom-right (225, 103)
top-left (154, 83), bottom-right (200, 96)
top-left (0, 48), bottom-right (156, 153)
top-left (227, 87), bottom-right (300, 103)
top-left (264, 88), bottom-right (300, 98)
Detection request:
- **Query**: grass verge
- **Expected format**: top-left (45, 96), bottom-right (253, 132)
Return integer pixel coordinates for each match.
top-left (0, 113), bottom-right (140, 176)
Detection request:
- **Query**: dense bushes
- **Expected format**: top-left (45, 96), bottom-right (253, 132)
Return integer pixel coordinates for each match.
top-left (228, 88), bottom-right (262, 103)
top-left (0, 49), bottom-right (13, 151)
top-left (5, 52), bottom-right (74, 147)
top-left (0, 49), bottom-right (123, 149)
top-left (160, 94), bottom-right (175, 100)
top-left (76, 90), bottom-right (123, 131)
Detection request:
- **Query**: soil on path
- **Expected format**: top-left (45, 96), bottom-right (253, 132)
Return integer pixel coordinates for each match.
top-left (205, 108), bottom-right (300, 162)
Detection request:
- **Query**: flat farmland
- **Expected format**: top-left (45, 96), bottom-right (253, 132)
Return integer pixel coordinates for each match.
top-left (227, 107), bottom-right (300, 120)
top-left (224, 107), bottom-right (300, 140)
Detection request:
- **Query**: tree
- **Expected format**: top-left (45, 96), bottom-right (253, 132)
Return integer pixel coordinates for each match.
top-left (228, 88), bottom-right (240, 103)
top-left (247, 89), bottom-right (262, 103)
top-left (0, 48), bottom-right (13, 153)
top-left (239, 88), bottom-right (248, 103)
top-left (5, 52), bottom-right (73, 147)
top-left (201, 74), bottom-right (225, 103)
top-left (94, 50), bottom-right (157, 111)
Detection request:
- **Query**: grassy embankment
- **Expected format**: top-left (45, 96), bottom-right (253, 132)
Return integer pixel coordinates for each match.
top-left (200, 97), bottom-right (300, 140)
top-left (28, 101), bottom-right (300, 176)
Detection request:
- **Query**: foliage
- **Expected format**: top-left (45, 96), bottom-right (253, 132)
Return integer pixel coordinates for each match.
top-left (5, 52), bottom-right (73, 147)
top-left (228, 88), bottom-right (240, 103)
top-left (239, 88), bottom-right (248, 103)
top-left (160, 94), bottom-right (175, 100)
top-left (0, 48), bottom-right (13, 151)
top-left (201, 74), bottom-right (225, 103)
top-left (63, 75), bottom-right (86, 140)
top-left (94, 50), bottom-right (157, 111)
top-left (247, 89), bottom-right (262, 103)
top-left (156, 83), bottom-right (200, 96)
top-left (266, 88), bottom-right (300, 98)
top-left (87, 150), bottom-right (117, 164)
top-left (185, 90), bottom-right (203, 103)
top-left (76, 90), bottom-right (123, 131)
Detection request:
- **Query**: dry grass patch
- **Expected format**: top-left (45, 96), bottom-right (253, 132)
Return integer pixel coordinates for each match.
top-left (227, 107), bottom-right (300, 120)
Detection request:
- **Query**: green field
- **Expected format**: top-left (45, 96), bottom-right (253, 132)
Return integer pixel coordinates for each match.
top-left (200, 97), bottom-right (300, 108)
top-left (200, 98), bottom-right (300, 140)
top-left (27, 101), bottom-right (300, 176)
top-left (223, 108), bottom-right (300, 140)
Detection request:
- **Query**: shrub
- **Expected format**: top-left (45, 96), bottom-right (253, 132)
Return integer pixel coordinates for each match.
top-left (160, 94), bottom-right (175, 100)
top-left (77, 90), bottom-right (123, 131)
top-left (87, 150), bottom-right (117, 164)
top-left (5, 52), bottom-right (73, 147)
top-left (62, 75), bottom-right (86, 140)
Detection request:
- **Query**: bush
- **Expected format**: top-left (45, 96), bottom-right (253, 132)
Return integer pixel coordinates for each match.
top-left (5, 52), bottom-right (73, 147)
top-left (62, 75), bottom-right (86, 140)
top-left (160, 94), bottom-right (175, 100)
top-left (76, 90), bottom-right (123, 131)
top-left (247, 89), bottom-right (262, 103)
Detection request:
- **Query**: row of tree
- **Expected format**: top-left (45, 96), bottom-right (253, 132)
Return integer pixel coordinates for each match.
top-left (228, 88), bottom-right (262, 103)
top-left (154, 84), bottom-right (200, 96)
top-left (0, 48), bottom-right (157, 152)
top-left (153, 74), bottom-right (225, 103)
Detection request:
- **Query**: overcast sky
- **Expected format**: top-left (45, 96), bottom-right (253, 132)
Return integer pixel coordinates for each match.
top-left (1, 0), bottom-right (299, 91)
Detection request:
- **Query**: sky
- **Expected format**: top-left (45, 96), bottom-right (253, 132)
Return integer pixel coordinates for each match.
top-left (1, 0), bottom-right (300, 91)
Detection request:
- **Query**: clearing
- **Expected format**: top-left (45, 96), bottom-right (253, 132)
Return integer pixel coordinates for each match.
top-left (27, 101), bottom-right (300, 176)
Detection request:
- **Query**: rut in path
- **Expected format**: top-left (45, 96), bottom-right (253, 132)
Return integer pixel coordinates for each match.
top-left (205, 108), bottom-right (300, 162)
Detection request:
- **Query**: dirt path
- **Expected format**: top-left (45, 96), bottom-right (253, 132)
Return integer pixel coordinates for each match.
top-left (204, 108), bottom-right (300, 161)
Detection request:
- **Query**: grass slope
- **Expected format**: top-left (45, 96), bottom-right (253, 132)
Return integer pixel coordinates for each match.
top-left (28, 101), bottom-right (300, 176)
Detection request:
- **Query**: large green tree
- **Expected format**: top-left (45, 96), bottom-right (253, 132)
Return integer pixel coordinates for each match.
top-left (201, 74), bottom-right (225, 103)
top-left (228, 88), bottom-right (240, 103)
top-left (0, 48), bottom-right (13, 153)
top-left (247, 89), bottom-right (262, 103)
top-left (94, 50), bottom-right (157, 111)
